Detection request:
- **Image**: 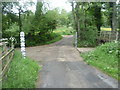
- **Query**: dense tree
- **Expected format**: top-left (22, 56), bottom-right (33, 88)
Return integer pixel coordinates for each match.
top-left (2, 0), bottom-right (118, 47)
top-left (2, 2), bottom-right (18, 37)
top-left (70, 1), bottom-right (118, 47)
top-left (2, 2), bottom-right (34, 37)
top-left (70, 2), bottom-right (103, 46)
top-left (31, 2), bottom-right (58, 35)
top-left (117, 1), bottom-right (120, 31)
top-left (109, 2), bottom-right (116, 31)
top-left (0, 2), bottom-right (2, 39)
top-left (91, 3), bottom-right (102, 34)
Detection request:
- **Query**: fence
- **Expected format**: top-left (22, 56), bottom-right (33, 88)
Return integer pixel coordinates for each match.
top-left (98, 31), bottom-right (118, 42)
top-left (0, 38), bottom-right (15, 82)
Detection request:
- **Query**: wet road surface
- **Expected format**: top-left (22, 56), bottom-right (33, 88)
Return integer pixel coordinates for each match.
top-left (26, 35), bottom-right (118, 88)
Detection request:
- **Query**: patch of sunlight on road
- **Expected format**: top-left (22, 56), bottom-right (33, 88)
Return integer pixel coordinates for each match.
top-left (62, 35), bottom-right (73, 37)
top-left (58, 58), bottom-right (65, 62)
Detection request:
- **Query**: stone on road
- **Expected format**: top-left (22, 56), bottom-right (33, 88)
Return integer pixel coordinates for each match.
top-left (26, 35), bottom-right (118, 88)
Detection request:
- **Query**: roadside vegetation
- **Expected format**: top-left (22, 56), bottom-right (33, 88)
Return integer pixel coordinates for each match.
top-left (101, 27), bottom-right (112, 31)
top-left (54, 26), bottom-right (75, 35)
top-left (81, 41), bottom-right (119, 80)
top-left (101, 27), bottom-right (119, 31)
top-left (2, 2), bottom-right (73, 47)
top-left (1, 1), bottom-right (120, 87)
top-left (71, 2), bottom-right (119, 47)
top-left (2, 2), bottom-right (73, 88)
top-left (25, 33), bottom-right (62, 47)
top-left (2, 50), bottom-right (40, 88)
top-left (77, 26), bottom-right (97, 47)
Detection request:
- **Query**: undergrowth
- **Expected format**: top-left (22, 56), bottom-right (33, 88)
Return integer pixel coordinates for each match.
top-left (2, 50), bottom-right (41, 88)
top-left (81, 41), bottom-right (119, 80)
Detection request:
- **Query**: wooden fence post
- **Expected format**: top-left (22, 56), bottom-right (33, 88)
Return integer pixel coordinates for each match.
top-left (0, 38), bottom-right (15, 83)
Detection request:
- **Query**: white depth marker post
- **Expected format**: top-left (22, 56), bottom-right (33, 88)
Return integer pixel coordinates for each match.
top-left (20, 32), bottom-right (26, 59)
top-left (116, 31), bottom-right (118, 41)
top-left (75, 32), bottom-right (77, 48)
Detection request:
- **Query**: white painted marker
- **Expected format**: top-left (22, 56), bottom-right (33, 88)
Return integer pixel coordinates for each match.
top-left (20, 32), bottom-right (26, 59)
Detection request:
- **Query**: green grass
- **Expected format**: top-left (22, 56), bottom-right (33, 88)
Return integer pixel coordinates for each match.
top-left (54, 26), bottom-right (75, 35)
top-left (77, 40), bottom-right (97, 47)
top-left (101, 27), bottom-right (119, 31)
top-left (101, 28), bottom-right (112, 31)
top-left (44, 33), bottom-right (63, 44)
top-left (25, 33), bottom-right (63, 47)
top-left (81, 41), bottom-right (119, 80)
top-left (2, 50), bottom-right (41, 88)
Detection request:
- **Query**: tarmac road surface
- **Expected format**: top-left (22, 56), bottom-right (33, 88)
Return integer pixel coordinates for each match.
top-left (26, 35), bottom-right (118, 88)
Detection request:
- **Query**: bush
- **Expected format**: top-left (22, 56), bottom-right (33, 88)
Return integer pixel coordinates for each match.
top-left (25, 33), bottom-right (62, 47)
top-left (3, 23), bottom-right (19, 38)
top-left (81, 41), bottom-right (119, 80)
top-left (54, 26), bottom-right (75, 35)
top-left (78, 26), bottom-right (97, 47)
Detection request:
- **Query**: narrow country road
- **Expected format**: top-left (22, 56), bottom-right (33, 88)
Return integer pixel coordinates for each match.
top-left (26, 35), bottom-right (118, 88)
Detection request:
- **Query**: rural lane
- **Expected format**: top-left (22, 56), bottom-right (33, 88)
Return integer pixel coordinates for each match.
top-left (26, 35), bottom-right (118, 88)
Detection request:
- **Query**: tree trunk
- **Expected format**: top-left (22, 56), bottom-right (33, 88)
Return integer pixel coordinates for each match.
top-left (93, 4), bottom-right (102, 36)
top-left (84, 10), bottom-right (87, 30)
top-left (71, 2), bottom-right (77, 31)
top-left (109, 2), bottom-right (116, 31)
top-left (18, 7), bottom-right (22, 32)
top-left (112, 2), bottom-right (116, 31)
top-left (75, 2), bottom-right (80, 39)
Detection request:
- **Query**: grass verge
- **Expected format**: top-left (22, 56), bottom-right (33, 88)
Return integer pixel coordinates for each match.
top-left (81, 41), bottom-right (119, 80)
top-left (43, 33), bottom-right (63, 45)
top-left (2, 50), bottom-right (40, 88)
top-left (25, 33), bottom-right (63, 47)
top-left (54, 26), bottom-right (75, 35)
top-left (101, 27), bottom-right (119, 31)
top-left (101, 28), bottom-right (111, 31)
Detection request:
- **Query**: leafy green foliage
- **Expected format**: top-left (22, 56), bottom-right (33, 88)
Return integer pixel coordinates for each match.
top-left (54, 26), bottom-right (75, 35)
top-left (44, 33), bottom-right (63, 45)
top-left (91, 3), bottom-right (103, 32)
top-left (2, 12), bottom-right (19, 38)
top-left (58, 9), bottom-right (68, 26)
top-left (72, 2), bottom-right (101, 47)
top-left (78, 26), bottom-right (97, 47)
top-left (22, 11), bottom-right (34, 34)
top-left (4, 23), bottom-right (19, 37)
top-left (81, 42), bottom-right (119, 80)
top-left (25, 33), bottom-right (62, 47)
top-left (2, 2), bottom-right (65, 47)
top-left (2, 50), bottom-right (40, 88)
top-left (31, 2), bottom-right (58, 35)
top-left (72, 2), bottom-right (118, 47)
